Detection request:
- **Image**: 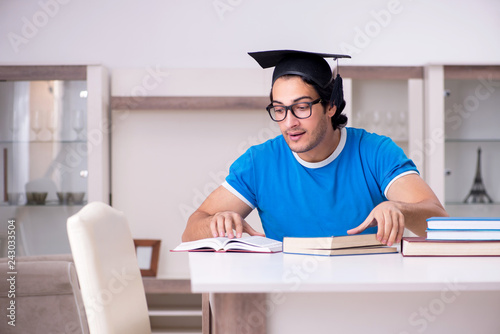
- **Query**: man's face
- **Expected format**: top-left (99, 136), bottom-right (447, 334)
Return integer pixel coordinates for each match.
top-left (271, 76), bottom-right (335, 160)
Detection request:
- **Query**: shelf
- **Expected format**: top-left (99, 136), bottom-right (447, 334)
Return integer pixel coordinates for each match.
top-left (149, 307), bottom-right (202, 317)
top-left (0, 201), bottom-right (87, 207)
top-left (143, 278), bottom-right (192, 294)
top-left (151, 329), bottom-right (201, 334)
top-left (143, 279), bottom-right (205, 334)
top-left (392, 138), bottom-right (409, 143)
top-left (342, 66), bottom-right (423, 79)
top-left (444, 203), bottom-right (500, 217)
top-left (444, 65), bottom-right (500, 80)
top-left (446, 202), bottom-right (500, 206)
top-left (111, 96), bottom-right (269, 110)
top-left (445, 139), bottom-right (500, 143)
top-left (0, 140), bottom-right (87, 144)
top-left (0, 65), bottom-right (87, 81)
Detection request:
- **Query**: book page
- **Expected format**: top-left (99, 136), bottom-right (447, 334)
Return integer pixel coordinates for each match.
top-left (225, 236), bottom-right (280, 247)
top-left (224, 236), bottom-right (282, 252)
top-left (173, 237), bottom-right (226, 251)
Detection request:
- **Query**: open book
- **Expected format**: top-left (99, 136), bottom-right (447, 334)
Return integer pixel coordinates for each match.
top-left (172, 236), bottom-right (282, 253)
top-left (283, 234), bottom-right (398, 256)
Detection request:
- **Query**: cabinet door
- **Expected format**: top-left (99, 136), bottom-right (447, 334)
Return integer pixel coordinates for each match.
top-left (425, 65), bottom-right (500, 217)
top-left (0, 66), bottom-right (109, 256)
top-left (443, 67), bottom-right (500, 217)
top-left (343, 67), bottom-right (425, 174)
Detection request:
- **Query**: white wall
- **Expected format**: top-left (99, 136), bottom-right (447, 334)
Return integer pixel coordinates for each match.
top-left (1, 0), bottom-right (499, 68)
top-left (2, 0), bottom-right (500, 278)
top-left (112, 106), bottom-right (277, 277)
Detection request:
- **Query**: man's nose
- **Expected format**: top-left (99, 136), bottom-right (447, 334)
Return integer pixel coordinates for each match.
top-left (283, 109), bottom-right (300, 127)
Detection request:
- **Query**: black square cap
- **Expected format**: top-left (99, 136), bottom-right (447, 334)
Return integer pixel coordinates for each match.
top-left (248, 50), bottom-right (351, 88)
top-left (248, 50), bottom-right (351, 112)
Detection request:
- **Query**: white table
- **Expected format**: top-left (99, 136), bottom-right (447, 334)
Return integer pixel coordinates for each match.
top-left (188, 252), bottom-right (500, 334)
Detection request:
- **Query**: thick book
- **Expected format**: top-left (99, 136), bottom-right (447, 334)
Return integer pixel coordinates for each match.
top-left (283, 234), bottom-right (398, 256)
top-left (171, 236), bottom-right (282, 253)
top-left (427, 217), bottom-right (500, 230)
top-left (401, 237), bottom-right (500, 257)
top-left (426, 229), bottom-right (500, 240)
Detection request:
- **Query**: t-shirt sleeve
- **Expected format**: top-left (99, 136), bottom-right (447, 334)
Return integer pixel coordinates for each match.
top-left (222, 148), bottom-right (257, 209)
top-left (364, 134), bottom-right (419, 199)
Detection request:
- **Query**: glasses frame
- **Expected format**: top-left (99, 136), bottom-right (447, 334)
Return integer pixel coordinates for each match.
top-left (266, 98), bottom-right (322, 122)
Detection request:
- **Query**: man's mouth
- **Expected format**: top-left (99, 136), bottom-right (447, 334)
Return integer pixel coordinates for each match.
top-left (287, 131), bottom-right (306, 141)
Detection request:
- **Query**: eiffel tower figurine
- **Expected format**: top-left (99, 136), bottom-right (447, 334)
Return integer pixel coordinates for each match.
top-left (463, 147), bottom-right (494, 204)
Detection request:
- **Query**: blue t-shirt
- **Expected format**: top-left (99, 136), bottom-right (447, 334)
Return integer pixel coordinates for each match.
top-left (223, 127), bottom-right (418, 241)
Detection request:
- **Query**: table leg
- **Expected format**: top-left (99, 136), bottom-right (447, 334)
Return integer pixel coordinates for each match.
top-left (202, 293), bottom-right (211, 334)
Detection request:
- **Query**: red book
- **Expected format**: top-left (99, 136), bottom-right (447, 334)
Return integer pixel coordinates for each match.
top-left (401, 237), bottom-right (500, 257)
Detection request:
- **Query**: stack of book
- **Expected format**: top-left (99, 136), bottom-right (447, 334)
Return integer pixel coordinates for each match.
top-left (402, 217), bottom-right (500, 256)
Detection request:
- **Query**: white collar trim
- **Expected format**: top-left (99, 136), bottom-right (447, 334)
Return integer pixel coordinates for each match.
top-left (292, 127), bottom-right (347, 169)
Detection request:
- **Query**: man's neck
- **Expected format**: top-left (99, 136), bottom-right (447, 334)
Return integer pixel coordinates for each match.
top-left (297, 127), bottom-right (341, 163)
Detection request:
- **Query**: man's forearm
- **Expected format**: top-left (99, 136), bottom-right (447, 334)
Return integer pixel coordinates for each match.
top-left (397, 199), bottom-right (449, 236)
top-left (182, 211), bottom-right (214, 242)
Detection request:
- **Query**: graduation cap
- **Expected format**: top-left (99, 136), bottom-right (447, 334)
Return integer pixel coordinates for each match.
top-left (248, 50), bottom-right (351, 112)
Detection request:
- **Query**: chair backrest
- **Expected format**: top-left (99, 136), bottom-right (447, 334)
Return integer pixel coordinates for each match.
top-left (67, 202), bottom-right (151, 334)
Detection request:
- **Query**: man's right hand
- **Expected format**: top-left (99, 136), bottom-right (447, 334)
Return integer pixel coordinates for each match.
top-left (182, 185), bottom-right (260, 242)
top-left (210, 211), bottom-right (265, 239)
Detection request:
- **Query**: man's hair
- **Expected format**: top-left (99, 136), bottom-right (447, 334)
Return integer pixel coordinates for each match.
top-left (269, 75), bottom-right (348, 130)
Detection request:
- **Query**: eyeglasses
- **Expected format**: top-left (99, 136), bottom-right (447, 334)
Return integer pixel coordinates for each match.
top-left (266, 98), bottom-right (322, 122)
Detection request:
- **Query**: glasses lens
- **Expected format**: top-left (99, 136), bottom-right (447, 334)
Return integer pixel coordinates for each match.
top-left (270, 106), bottom-right (286, 121)
top-left (292, 103), bottom-right (312, 119)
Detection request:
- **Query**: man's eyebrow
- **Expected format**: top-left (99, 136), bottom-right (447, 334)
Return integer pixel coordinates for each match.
top-left (272, 96), bottom-right (314, 105)
top-left (293, 96), bottom-right (314, 103)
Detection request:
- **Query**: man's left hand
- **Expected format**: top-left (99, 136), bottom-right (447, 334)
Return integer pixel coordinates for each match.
top-left (346, 201), bottom-right (405, 246)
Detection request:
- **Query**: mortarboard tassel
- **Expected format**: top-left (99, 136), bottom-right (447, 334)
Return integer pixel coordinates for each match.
top-left (330, 73), bottom-right (345, 117)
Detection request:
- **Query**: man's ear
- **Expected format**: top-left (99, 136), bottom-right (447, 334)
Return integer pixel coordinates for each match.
top-left (327, 104), bottom-right (337, 118)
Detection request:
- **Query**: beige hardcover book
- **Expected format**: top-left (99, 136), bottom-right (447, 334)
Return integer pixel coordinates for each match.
top-left (283, 234), bottom-right (397, 256)
top-left (401, 237), bottom-right (500, 257)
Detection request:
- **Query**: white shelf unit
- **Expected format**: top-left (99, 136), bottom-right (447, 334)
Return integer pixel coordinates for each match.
top-left (143, 279), bottom-right (209, 334)
top-left (0, 65), bottom-right (110, 256)
top-left (425, 65), bottom-right (500, 216)
top-left (342, 66), bottom-right (425, 173)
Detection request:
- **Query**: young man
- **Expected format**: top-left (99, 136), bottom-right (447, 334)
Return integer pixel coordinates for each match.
top-left (182, 50), bottom-right (448, 246)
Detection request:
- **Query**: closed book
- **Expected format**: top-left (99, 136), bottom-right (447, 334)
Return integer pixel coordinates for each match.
top-left (283, 234), bottom-right (397, 256)
top-left (426, 229), bottom-right (500, 240)
top-left (401, 237), bottom-right (500, 257)
top-left (427, 217), bottom-right (500, 230)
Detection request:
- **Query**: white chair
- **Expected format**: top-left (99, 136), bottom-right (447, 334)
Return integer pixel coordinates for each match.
top-left (67, 202), bottom-right (151, 334)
